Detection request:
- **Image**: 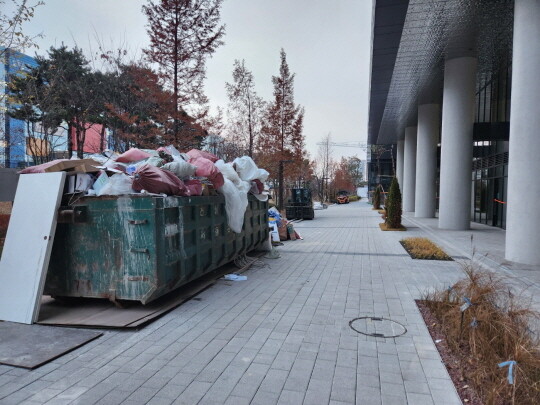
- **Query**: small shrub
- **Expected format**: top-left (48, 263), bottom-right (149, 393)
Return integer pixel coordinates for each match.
top-left (372, 185), bottom-right (381, 209)
top-left (348, 195), bottom-right (359, 202)
top-left (385, 177), bottom-right (402, 229)
top-left (422, 266), bottom-right (540, 404)
top-left (401, 237), bottom-right (452, 260)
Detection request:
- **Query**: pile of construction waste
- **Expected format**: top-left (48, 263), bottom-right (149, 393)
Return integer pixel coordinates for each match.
top-left (268, 207), bottom-right (302, 243)
top-left (20, 146), bottom-right (269, 233)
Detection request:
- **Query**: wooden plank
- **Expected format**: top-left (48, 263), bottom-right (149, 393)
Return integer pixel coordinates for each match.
top-left (37, 252), bottom-right (264, 328)
top-left (38, 275), bottom-right (221, 328)
top-left (0, 173), bottom-right (66, 324)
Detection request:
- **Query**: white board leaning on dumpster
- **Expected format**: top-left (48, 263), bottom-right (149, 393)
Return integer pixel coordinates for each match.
top-left (0, 172), bottom-right (66, 324)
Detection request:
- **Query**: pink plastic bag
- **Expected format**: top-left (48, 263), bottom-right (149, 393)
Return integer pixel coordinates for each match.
top-left (132, 164), bottom-right (190, 196)
top-left (116, 148), bottom-right (152, 163)
top-left (189, 156), bottom-right (224, 189)
top-left (187, 149), bottom-right (218, 163)
top-left (185, 179), bottom-right (203, 196)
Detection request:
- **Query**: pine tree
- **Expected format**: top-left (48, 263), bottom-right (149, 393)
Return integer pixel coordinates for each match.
top-left (373, 185), bottom-right (381, 210)
top-left (385, 177), bottom-right (402, 228)
top-left (142, 0), bottom-right (225, 139)
top-left (260, 49), bottom-right (306, 208)
top-left (35, 46), bottom-right (99, 158)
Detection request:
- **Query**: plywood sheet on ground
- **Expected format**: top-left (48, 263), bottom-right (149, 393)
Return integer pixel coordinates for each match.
top-left (37, 255), bottom-right (261, 328)
top-left (0, 173), bottom-right (66, 324)
top-left (0, 322), bottom-right (102, 369)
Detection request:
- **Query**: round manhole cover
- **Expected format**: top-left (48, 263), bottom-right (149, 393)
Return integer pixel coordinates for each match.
top-left (349, 317), bottom-right (407, 338)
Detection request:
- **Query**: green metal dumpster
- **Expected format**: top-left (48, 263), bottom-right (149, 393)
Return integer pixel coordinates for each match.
top-left (45, 194), bottom-right (268, 304)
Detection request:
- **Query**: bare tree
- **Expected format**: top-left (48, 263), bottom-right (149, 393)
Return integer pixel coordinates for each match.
top-left (314, 133), bottom-right (334, 203)
top-left (0, 0), bottom-right (44, 57)
top-left (225, 59), bottom-right (265, 157)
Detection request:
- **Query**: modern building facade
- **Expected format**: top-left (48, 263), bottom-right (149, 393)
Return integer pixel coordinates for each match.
top-left (368, 0), bottom-right (540, 265)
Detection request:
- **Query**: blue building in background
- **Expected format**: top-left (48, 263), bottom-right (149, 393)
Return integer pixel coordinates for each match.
top-left (1, 47), bottom-right (43, 168)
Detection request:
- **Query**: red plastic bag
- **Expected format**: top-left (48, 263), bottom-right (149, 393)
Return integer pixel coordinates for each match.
top-left (253, 179), bottom-right (264, 193)
top-left (187, 149), bottom-right (218, 163)
top-left (116, 148), bottom-right (152, 163)
top-left (132, 164), bottom-right (190, 196)
top-left (185, 179), bottom-right (203, 196)
top-left (189, 156), bottom-right (224, 189)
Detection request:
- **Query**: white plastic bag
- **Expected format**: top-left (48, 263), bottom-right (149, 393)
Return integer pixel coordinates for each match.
top-left (233, 156), bottom-right (270, 182)
top-left (163, 145), bottom-right (182, 157)
top-left (255, 168), bottom-right (269, 182)
top-left (215, 160), bottom-right (241, 184)
top-left (162, 161), bottom-right (197, 179)
top-left (218, 178), bottom-right (248, 233)
top-left (233, 156), bottom-right (259, 181)
top-left (97, 173), bottom-right (134, 196)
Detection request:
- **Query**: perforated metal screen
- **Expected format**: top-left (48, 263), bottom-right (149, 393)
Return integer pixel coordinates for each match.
top-left (369, 0), bottom-right (514, 145)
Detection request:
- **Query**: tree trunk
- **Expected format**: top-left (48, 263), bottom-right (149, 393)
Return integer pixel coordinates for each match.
top-left (76, 125), bottom-right (83, 159)
top-left (99, 124), bottom-right (106, 152)
top-left (67, 122), bottom-right (73, 158)
top-left (79, 127), bottom-right (86, 159)
top-left (247, 94), bottom-right (253, 157)
top-left (173, 4), bottom-right (180, 142)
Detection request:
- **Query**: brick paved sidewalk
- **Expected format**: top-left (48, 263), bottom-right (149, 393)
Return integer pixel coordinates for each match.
top-left (0, 201), bottom-right (464, 405)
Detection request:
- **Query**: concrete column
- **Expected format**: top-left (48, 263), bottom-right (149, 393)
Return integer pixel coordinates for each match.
top-left (403, 126), bottom-right (417, 212)
top-left (415, 104), bottom-right (440, 218)
top-left (396, 140), bottom-right (404, 187)
top-left (506, 0), bottom-right (540, 265)
top-left (438, 57), bottom-right (477, 229)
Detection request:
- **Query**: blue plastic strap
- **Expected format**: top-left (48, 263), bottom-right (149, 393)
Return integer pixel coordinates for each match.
top-left (498, 360), bottom-right (517, 384)
top-left (470, 318), bottom-right (478, 328)
top-left (460, 297), bottom-right (472, 312)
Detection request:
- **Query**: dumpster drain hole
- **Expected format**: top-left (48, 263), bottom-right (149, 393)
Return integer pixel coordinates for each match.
top-left (349, 317), bottom-right (407, 338)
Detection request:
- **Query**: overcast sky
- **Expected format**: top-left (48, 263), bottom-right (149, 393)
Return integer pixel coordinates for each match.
top-left (22, 0), bottom-right (373, 161)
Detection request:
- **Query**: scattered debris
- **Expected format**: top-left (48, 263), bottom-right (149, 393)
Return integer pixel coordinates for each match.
top-left (222, 274), bottom-right (247, 281)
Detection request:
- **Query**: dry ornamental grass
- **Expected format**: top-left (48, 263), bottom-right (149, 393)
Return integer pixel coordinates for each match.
top-left (400, 237), bottom-right (452, 260)
top-left (422, 265), bottom-right (540, 405)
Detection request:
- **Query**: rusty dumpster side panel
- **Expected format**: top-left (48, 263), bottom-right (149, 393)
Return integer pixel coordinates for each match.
top-left (45, 195), bottom-right (268, 304)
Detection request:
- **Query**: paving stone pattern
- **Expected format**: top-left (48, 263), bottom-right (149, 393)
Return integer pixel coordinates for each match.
top-left (0, 202), bottom-right (467, 404)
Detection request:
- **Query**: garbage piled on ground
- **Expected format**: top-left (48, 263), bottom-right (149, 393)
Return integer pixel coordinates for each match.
top-left (19, 146), bottom-right (270, 233)
top-left (268, 207), bottom-right (302, 244)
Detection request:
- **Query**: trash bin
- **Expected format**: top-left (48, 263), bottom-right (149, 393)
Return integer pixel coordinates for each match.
top-left (45, 194), bottom-right (268, 304)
